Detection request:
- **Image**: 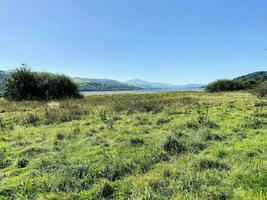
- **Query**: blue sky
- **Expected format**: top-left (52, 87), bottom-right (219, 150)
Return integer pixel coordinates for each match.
top-left (0, 0), bottom-right (266, 84)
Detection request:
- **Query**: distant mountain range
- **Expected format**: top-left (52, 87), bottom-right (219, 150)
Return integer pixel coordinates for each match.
top-left (74, 77), bottom-right (204, 91)
top-left (126, 79), bottom-right (204, 90)
top-left (73, 77), bottom-right (139, 91)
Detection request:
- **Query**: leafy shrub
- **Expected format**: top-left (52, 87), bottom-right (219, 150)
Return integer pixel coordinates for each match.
top-left (36, 72), bottom-right (81, 100)
top-left (3, 66), bottom-right (38, 100)
top-left (253, 81), bottom-right (267, 98)
top-left (3, 65), bottom-right (81, 100)
top-left (206, 79), bottom-right (246, 92)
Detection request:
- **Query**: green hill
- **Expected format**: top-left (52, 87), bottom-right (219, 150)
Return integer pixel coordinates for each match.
top-left (234, 71), bottom-right (267, 82)
top-left (73, 77), bottom-right (140, 91)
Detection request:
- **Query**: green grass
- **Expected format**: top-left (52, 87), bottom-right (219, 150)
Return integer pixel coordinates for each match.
top-left (0, 91), bottom-right (266, 199)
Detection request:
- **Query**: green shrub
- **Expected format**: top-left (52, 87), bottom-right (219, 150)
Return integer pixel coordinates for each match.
top-left (3, 65), bottom-right (81, 100)
top-left (253, 81), bottom-right (267, 98)
top-left (206, 79), bottom-right (246, 92)
top-left (36, 72), bottom-right (81, 100)
top-left (3, 65), bottom-right (38, 100)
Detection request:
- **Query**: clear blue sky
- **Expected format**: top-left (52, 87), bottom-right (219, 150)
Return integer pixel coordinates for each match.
top-left (0, 0), bottom-right (266, 84)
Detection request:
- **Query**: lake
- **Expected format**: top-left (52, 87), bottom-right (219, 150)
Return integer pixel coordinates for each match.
top-left (81, 88), bottom-right (204, 95)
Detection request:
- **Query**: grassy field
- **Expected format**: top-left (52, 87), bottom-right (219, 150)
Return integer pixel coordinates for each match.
top-left (0, 91), bottom-right (266, 199)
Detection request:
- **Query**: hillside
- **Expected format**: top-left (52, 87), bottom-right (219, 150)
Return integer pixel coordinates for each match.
top-left (234, 71), bottom-right (267, 82)
top-left (0, 91), bottom-right (266, 199)
top-left (73, 77), bottom-right (139, 91)
top-left (126, 79), bottom-right (204, 90)
top-left (126, 79), bottom-right (173, 89)
top-left (0, 72), bottom-right (140, 92)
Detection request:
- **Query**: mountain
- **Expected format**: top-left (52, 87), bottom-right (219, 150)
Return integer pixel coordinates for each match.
top-left (73, 77), bottom-right (140, 91)
top-left (234, 71), bottom-right (267, 82)
top-left (126, 79), bottom-right (204, 90)
top-left (126, 79), bottom-right (173, 89)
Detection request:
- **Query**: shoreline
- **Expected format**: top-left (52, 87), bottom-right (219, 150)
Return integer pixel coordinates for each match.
top-left (81, 88), bottom-right (204, 95)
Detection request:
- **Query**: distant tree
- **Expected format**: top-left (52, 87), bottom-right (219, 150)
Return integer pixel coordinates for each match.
top-left (36, 72), bottom-right (81, 100)
top-left (254, 81), bottom-right (267, 98)
top-left (205, 79), bottom-right (245, 92)
top-left (3, 65), bottom-right (38, 100)
top-left (3, 65), bottom-right (81, 100)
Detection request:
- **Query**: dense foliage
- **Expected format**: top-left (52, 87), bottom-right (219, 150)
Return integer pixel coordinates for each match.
top-left (3, 66), bottom-right (81, 100)
top-left (206, 71), bottom-right (267, 93)
top-left (234, 71), bottom-right (267, 82)
top-left (205, 79), bottom-right (247, 92)
top-left (254, 81), bottom-right (267, 97)
top-left (0, 91), bottom-right (266, 199)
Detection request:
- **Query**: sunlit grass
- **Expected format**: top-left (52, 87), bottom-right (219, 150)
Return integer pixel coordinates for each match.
top-left (0, 91), bottom-right (266, 199)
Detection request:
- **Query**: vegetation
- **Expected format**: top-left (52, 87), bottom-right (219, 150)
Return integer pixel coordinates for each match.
top-left (0, 70), bottom-right (139, 92)
top-left (0, 91), bottom-right (266, 199)
top-left (205, 79), bottom-right (246, 92)
top-left (206, 71), bottom-right (267, 93)
top-left (3, 66), bottom-right (81, 100)
top-left (253, 81), bottom-right (267, 97)
top-left (234, 71), bottom-right (267, 82)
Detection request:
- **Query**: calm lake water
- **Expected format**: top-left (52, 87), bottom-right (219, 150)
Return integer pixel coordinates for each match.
top-left (81, 88), bottom-right (203, 95)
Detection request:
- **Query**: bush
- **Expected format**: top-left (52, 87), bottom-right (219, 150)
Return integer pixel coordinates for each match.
top-left (36, 72), bottom-right (81, 100)
top-left (253, 81), bottom-right (267, 98)
top-left (3, 65), bottom-right (81, 100)
top-left (3, 65), bottom-right (38, 100)
top-left (206, 79), bottom-right (246, 92)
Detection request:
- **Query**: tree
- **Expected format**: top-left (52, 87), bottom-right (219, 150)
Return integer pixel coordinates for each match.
top-left (3, 65), bottom-right (81, 100)
top-left (3, 65), bottom-right (38, 100)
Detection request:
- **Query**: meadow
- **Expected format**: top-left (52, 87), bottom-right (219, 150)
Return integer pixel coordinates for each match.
top-left (0, 91), bottom-right (266, 199)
